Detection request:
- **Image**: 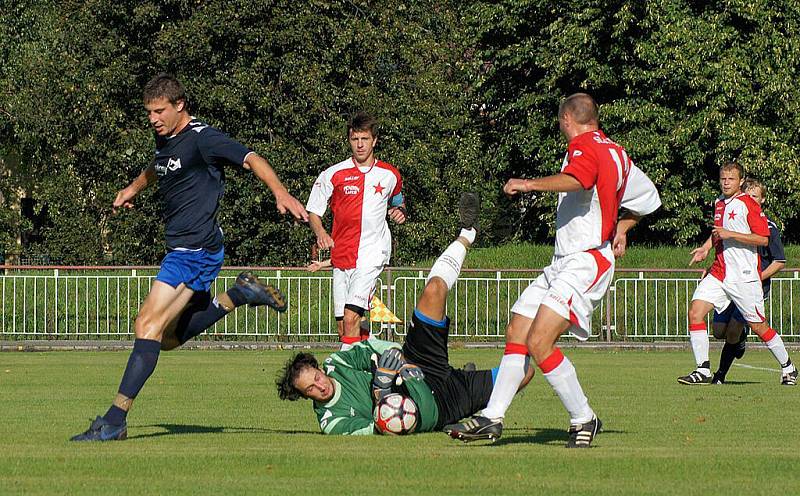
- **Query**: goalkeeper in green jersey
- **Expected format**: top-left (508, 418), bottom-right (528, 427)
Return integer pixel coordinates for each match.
top-left (276, 193), bottom-right (534, 435)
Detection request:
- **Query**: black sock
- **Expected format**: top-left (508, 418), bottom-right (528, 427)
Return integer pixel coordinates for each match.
top-left (717, 343), bottom-right (737, 378)
top-left (226, 285), bottom-right (248, 307)
top-left (103, 338), bottom-right (161, 425)
top-left (103, 405), bottom-right (127, 426)
top-left (174, 292), bottom-right (230, 344)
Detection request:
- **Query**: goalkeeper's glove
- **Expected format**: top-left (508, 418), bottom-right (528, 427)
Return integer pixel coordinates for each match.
top-left (398, 364), bottom-right (425, 382)
top-left (372, 348), bottom-right (405, 402)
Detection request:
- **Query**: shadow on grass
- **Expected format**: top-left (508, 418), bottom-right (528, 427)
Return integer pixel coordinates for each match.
top-left (129, 424), bottom-right (317, 439)
top-left (462, 427), bottom-right (625, 447)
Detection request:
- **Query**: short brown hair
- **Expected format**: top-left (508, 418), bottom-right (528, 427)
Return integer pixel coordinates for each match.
top-left (720, 161), bottom-right (744, 180)
top-left (276, 352), bottom-right (319, 401)
top-left (742, 178), bottom-right (766, 197)
top-left (143, 73), bottom-right (187, 105)
top-left (347, 112), bottom-right (379, 138)
top-left (559, 93), bottom-right (599, 125)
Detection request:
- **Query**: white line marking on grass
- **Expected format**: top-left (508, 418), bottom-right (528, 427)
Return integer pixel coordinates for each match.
top-left (733, 363), bottom-right (780, 373)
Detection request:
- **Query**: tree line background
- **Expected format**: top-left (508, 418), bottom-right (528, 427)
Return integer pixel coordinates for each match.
top-left (1, 0), bottom-right (798, 266)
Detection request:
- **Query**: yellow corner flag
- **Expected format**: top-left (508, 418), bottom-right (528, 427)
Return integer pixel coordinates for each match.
top-left (370, 296), bottom-right (402, 323)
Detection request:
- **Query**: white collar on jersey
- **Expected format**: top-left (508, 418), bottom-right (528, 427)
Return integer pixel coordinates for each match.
top-left (351, 157), bottom-right (377, 173)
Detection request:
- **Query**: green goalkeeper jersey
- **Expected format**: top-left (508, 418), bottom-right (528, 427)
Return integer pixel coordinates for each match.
top-left (313, 338), bottom-right (439, 435)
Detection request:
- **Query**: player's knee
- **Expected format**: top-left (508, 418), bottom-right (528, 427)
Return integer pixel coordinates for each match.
top-left (526, 332), bottom-right (552, 363)
top-left (504, 321), bottom-right (528, 344)
top-left (342, 312), bottom-right (362, 334)
top-left (711, 324), bottom-right (727, 340)
top-left (688, 306), bottom-right (706, 324)
top-left (134, 313), bottom-right (164, 340)
top-left (421, 278), bottom-right (448, 302)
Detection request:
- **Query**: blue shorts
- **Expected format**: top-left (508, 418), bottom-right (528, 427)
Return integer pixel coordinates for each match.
top-left (713, 303), bottom-right (744, 324)
top-left (155, 248), bottom-right (224, 292)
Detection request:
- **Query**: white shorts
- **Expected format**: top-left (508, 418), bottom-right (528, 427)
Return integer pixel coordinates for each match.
top-left (511, 243), bottom-right (614, 341)
top-left (692, 275), bottom-right (765, 323)
top-left (333, 265), bottom-right (383, 317)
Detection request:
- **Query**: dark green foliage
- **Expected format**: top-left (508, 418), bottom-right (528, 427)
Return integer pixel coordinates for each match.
top-left (1, 0), bottom-right (799, 264)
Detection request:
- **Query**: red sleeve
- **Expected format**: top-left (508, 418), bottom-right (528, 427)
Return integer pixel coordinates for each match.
top-left (744, 197), bottom-right (769, 237)
top-left (379, 161), bottom-right (403, 197)
top-left (562, 146), bottom-right (598, 190)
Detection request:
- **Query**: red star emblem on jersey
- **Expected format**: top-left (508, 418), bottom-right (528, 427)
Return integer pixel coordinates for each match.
top-left (373, 183), bottom-right (385, 195)
top-left (728, 211), bottom-right (737, 220)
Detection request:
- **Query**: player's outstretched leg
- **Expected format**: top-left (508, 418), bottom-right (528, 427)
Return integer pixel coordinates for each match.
top-left (712, 320), bottom-right (746, 384)
top-left (162, 271), bottom-right (287, 349)
top-left (748, 323), bottom-right (797, 385)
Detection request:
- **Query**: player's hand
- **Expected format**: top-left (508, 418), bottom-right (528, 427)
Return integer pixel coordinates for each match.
top-left (388, 206), bottom-right (406, 224)
top-left (316, 232), bottom-right (335, 250)
top-left (503, 178), bottom-right (530, 197)
top-left (372, 348), bottom-right (405, 402)
top-left (711, 226), bottom-right (734, 240)
top-left (307, 260), bottom-right (326, 272)
top-left (274, 191), bottom-right (309, 222)
top-left (112, 187), bottom-right (137, 214)
top-left (398, 364), bottom-right (425, 382)
top-left (612, 231), bottom-right (628, 258)
top-left (689, 246), bottom-right (709, 265)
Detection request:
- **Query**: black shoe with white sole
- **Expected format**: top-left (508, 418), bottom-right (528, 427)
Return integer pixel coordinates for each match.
top-left (566, 416), bottom-right (603, 448)
top-left (444, 415), bottom-right (502, 442)
top-left (677, 370), bottom-right (712, 385)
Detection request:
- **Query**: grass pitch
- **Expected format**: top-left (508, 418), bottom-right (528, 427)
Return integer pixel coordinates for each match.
top-left (1, 348), bottom-right (798, 495)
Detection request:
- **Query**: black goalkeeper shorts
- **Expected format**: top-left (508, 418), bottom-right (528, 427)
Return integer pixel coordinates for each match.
top-left (402, 310), bottom-right (494, 430)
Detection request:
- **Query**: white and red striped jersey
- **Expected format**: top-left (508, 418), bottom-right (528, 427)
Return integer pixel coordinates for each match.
top-left (708, 192), bottom-right (769, 283)
top-left (554, 130), bottom-right (660, 256)
top-left (306, 158), bottom-right (402, 269)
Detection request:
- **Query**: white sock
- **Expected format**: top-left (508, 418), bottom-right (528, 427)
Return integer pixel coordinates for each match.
top-left (481, 352), bottom-right (527, 420)
top-left (459, 228), bottom-right (476, 245)
top-left (426, 240), bottom-right (467, 290)
top-left (763, 331), bottom-right (792, 371)
top-left (689, 329), bottom-right (710, 374)
top-left (543, 354), bottom-right (594, 424)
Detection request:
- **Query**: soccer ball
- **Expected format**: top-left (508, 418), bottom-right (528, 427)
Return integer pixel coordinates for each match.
top-left (373, 393), bottom-right (418, 435)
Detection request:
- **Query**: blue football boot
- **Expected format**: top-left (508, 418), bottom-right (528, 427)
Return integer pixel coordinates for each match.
top-left (70, 416), bottom-right (127, 442)
top-left (235, 271), bottom-right (287, 312)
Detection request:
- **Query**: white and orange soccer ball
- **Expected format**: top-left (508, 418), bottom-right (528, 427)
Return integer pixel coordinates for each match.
top-left (373, 393), bottom-right (418, 435)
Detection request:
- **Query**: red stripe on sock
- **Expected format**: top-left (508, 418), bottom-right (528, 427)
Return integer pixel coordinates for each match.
top-left (760, 328), bottom-right (777, 342)
top-left (341, 336), bottom-right (360, 345)
top-left (504, 342), bottom-right (529, 356)
top-left (538, 348), bottom-right (565, 374)
top-left (689, 323), bottom-right (707, 332)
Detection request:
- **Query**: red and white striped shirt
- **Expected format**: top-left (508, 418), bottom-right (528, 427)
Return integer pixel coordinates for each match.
top-left (555, 130), bottom-right (634, 256)
top-left (307, 158), bottom-right (402, 269)
top-left (709, 192), bottom-right (769, 283)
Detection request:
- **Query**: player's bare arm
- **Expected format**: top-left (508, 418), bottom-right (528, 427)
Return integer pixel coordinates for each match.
top-left (243, 152), bottom-right (309, 222)
top-left (308, 213), bottom-right (335, 250)
top-left (503, 173), bottom-right (583, 197)
top-left (307, 258), bottom-right (332, 273)
top-left (112, 165), bottom-right (156, 214)
top-left (612, 212), bottom-right (643, 258)
top-left (711, 226), bottom-right (768, 247)
top-left (761, 260), bottom-right (786, 280)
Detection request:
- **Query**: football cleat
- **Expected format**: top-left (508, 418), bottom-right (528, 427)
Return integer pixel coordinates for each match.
top-left (235, 271), bottom-right (287, 312)
top-left (677, 370), bottom-right (712, 385)
top-left (70, 416), bottom-right (127, 442)
top-left (781, 369), bottom-right (798, 386)
top-left (711, 372), bottom-right (725, 385)
top-left (458, 192), bottom-right (480, 231)
top-left (444, 415), bottom-right (502, 442)
top-left (566, 416), bottom-right (603, 448)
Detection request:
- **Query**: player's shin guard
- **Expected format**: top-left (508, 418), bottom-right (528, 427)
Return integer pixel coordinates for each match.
top-left (481, 343), bottom-right (529, 420)
top-left (689, 323), bottom-right (710, 372)
top-left (540, 348), bottom-right (594, 424)
top-left (426, 240), bottom-right (467, 290)
top-left (760, 328), bottom-right (795, 372)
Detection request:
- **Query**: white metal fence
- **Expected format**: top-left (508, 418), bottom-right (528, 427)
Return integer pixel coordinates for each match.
top-left (1, 267), bottom-right (798, 340)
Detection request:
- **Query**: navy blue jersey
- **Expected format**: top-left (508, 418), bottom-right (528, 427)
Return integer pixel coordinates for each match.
top-left (760, 217), bottom-right (785, 296)
top-left (152, 119), bottom-right (250, 251)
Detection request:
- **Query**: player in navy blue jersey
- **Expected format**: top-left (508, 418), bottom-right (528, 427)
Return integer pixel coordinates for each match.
top-left (710, 179), bottom-right (790, 384)
top-left (71, 74), bottom-right (309, 441)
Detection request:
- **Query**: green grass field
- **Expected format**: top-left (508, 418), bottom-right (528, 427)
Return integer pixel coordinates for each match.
top-left (1, 348), bottom-right (798, 495)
